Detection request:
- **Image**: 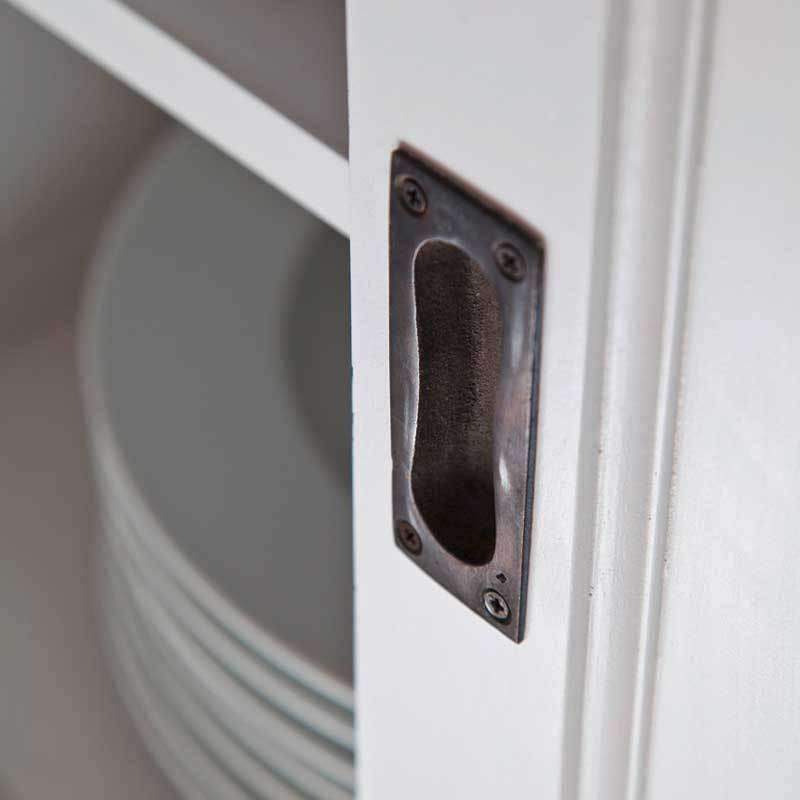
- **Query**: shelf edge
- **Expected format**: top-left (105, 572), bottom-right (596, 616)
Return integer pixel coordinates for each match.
top-left (7, 0), bottom-right (350, 236)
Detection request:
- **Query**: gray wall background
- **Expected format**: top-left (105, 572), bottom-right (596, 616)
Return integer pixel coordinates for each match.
top-left (0, 6), bottom-right (175, 800)
top-left (0, 2), bottom-right (166, 352)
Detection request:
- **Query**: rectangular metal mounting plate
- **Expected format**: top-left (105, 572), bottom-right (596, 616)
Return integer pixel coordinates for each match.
top-left (389, 148), bottom-right (544, 642)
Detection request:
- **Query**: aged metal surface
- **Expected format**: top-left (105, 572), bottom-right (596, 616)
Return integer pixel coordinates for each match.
top-left (390, 148), bottom-right (544, 642)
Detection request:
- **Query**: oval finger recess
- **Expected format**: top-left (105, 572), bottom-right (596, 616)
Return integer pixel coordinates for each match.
top-left (389, 148), bottom-right (544, 642)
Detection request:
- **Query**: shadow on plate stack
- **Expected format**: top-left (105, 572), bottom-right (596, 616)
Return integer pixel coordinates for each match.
top-left (80, 129), bottom-right (354, 800)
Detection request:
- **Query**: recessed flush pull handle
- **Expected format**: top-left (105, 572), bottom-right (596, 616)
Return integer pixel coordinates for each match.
top-left (389, 148), bottom-right (544, 642)
top-left (412, 240), bottom-right (501, 567)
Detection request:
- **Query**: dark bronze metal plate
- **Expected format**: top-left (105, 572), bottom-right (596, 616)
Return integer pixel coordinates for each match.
top-left (390, 148), bottom-right (544, 642)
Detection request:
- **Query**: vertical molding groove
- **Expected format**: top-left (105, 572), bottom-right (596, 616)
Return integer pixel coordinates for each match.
top-left (625, 2), bottom-right (716, 797)
top-left (561, 0), bottom-right (628, 797)
top-left (568, 1), bottom-right (715, 798)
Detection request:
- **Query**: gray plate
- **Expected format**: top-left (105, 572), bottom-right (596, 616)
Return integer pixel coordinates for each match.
top-left (84, 129), bottom-right (353, 689)
top-left (100, 532), bottom-right (352, 797)
top-left (97, 467), bottom-right (354, 748)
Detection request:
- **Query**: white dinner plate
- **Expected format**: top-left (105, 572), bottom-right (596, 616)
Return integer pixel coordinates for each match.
top-left (98, 470), bottom-right (354, 749)
top-left (81, 127), bottom-right (354, 706)
top-left (100, 503), bottom-right (355, 792)
top-left (98, 547), bottom-right (257, 800)
top-left (101, 534), bottom-right (352, 798)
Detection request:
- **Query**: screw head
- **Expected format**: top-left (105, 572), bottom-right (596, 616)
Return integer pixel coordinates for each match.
top-left (396, 176), bottom-right (427, 216)
top-left (482, 588), bottom-right (511, 623)
top-left (396, 520), bottom-right (422, 555)
top-left (493, 242), bottom-right (526, 282)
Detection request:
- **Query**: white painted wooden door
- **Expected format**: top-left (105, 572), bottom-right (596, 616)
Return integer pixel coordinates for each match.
top-left (5, 0), bottom-right (796, 796)
top-left (347, 1), bottom-right (800, 798)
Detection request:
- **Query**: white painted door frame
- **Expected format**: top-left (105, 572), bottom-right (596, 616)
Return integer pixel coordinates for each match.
top-left (347, 0), bottom-right (800, 797)
top-left (7, 0), bottom-right (796, 796)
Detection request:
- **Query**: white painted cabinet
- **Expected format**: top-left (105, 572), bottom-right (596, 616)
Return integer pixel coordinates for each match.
top-left (4, 1), bottom-right (799, 797)
top-left (646, 3), bottom-right (800, 796)
top-left (349, 2), bottom-right (799, 796)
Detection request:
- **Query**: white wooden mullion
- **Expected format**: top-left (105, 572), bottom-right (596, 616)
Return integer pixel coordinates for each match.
top-left (347, 2), bottom-right (608, 796)
top-left (574, 0), bottom-right (719, 798)
top-left (624, 2), bottom-right (716, 796)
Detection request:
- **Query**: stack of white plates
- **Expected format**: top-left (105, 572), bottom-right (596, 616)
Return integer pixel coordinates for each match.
top-left (81, 129), bottom-right (354, 799)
